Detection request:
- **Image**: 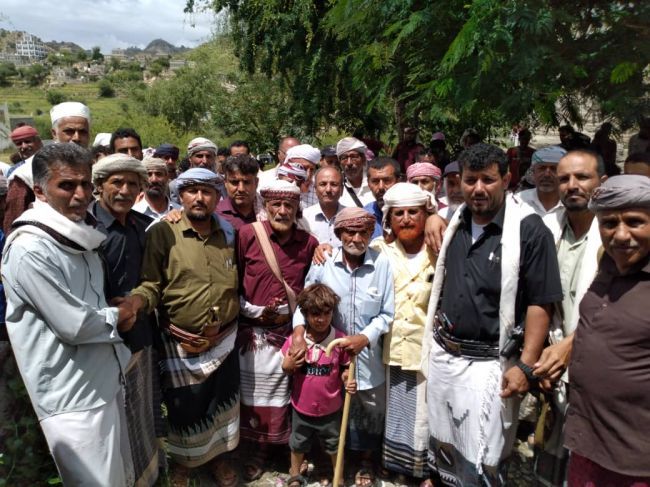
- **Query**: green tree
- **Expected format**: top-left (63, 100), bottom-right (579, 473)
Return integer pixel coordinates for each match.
top-left (0, 62), bottom-right (17, 86)
top-left (148, 57), bottom-right (171, 77)
top-left (211, 73), bottom-right (303, 154)
top-left (46, 90), bottom-right (66, 105)
top-left (98, 79), bottom-right (116, 97)
top-left (20, 64), bottom-right (48, 87)
top-left (188, 0), bottom-right (650, 138)
top-left (91, 46), bottom-right (104, 62)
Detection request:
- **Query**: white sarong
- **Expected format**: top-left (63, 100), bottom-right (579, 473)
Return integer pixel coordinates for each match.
top-left (427, 339), bottom-right (519, 485)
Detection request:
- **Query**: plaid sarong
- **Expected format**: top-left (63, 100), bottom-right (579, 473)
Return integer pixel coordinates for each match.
top-left (123, 346), bottom-right (160, 486)
top-left (159, 328), bottom-right (240, 468)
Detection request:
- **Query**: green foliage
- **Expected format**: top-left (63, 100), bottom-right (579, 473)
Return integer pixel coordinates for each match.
top-left (148, 57), bottom-right (170, 77)
top-left (98, 79), bottom-right (115, 98)
top-left (20, 63), bottom-right (48, 87)
top-left (211, 73), bottom-right (302, 154)
top-left (0, 358), bottom-right (59, 485)
top-left (187, 0), bottom-right (650, 137)
top-left (45, 90), bottom-right (66, 105)
top-left (0, 62), bottom-right (17, 87)
top-left (106, 61), bottom-right (144, 84)
top-left (91, 46), bottom-right (104, 62)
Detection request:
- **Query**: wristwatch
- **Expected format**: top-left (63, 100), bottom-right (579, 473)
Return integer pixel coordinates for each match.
top-left (516, 359), bottom-right (537, 382)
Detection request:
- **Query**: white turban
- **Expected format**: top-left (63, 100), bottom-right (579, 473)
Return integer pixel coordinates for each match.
top-left (187, 137), bottom-right (218, 156)
top-left (93, 133), bottom-right (111, 147)
top-left (50, 102), bottom-right (91, 125)
top-left (532, 146), bottom-right (567, 165)
top-left (336, 137), bottom-right (367, 157)
top-left (92, 153), bottom-right (147, 186)
top-left (381, 182), bottom-right (436, 231)
top-left (285, 144), bottom-right (321, 165)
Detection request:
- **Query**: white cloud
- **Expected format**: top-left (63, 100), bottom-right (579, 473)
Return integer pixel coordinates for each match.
top-left (0, 0), bottom-right (218, 52)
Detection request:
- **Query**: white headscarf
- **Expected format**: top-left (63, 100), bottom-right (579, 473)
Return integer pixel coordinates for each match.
top-left (336, 137), bottom-right (367, 157)
top-left (381, 182), bottom-right (437, 231)
top-left (285, 144), bottom-right (321, 165)
top-left (50, 102), bottom-right (91, 124)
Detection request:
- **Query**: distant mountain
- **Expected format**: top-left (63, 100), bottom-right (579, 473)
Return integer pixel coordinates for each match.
top-left (44, 40), bottom-right (84, 53)
top-left (123, 39), bottom-right (190, 56)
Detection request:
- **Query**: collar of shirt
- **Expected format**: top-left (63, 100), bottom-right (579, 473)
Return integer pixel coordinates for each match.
top-left (218, 196), bottom-right (247, 217)
top-left (313, 203), bottom-right (343, 222)
top-left (136, 195), bottom-right (176, 211)
top-left (91, 200), bottom-right (148, 231)
top-left (344, 173), bottom-right (368, 190)
top-left (179, 211), bottom-right (221, 239)
top-left (601, 252), bottom-right (650, 277)
top-left (304, 326), bottom-right (336, 348)
top-left (460, 201), bottom-right (506, 232)
top-left (332, 246), bottom-right (378, 271)
top-left (526, 188), bottom-right (564, 215)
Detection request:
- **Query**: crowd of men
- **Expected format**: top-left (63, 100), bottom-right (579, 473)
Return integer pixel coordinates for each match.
top-left (0, 101), bottom-right (649, 487)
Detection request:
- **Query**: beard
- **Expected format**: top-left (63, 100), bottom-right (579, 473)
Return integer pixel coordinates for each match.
top-left (187, 209), bottom-right (211, 221)
top-left (186, 202), bottom-right (211, 221)
top-left (561, 191), bottom-right (590, 212)
top-left (269, 218), bottom-right (293, 233)
top-left (536, 179), bottom-right (558, 193)
top-left (343, 242), bottom-right (367, 256)
top-left (146, 185), bottom-right (165, 198)
top-left (394, 224), bottom-right (425, 243)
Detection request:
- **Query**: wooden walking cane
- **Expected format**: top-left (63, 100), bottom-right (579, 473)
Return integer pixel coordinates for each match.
top-left (325, 338), bottom-right (356, 487)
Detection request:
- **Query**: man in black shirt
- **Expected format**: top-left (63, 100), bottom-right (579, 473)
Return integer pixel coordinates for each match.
top-left (422, 143), bottom-right (562, 486)
top-left (89, 153), bottom-right (162, 486)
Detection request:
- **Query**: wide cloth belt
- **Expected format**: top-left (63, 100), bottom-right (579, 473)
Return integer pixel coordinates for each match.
top-left (433, 324), bottom-right (499, 359)
top-left (162, 318), bottom-right (236, 354)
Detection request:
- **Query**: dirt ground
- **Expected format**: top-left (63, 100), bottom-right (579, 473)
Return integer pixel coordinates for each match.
top-left (177, 438), bottom-right (535, 487)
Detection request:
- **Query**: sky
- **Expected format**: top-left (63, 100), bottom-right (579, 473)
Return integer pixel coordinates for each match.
top-left (0, 0), bottom-right (220, 53)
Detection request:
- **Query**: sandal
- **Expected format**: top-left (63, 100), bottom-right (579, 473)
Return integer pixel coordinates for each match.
top-left (211, 460), bottom-right (239, 487)
top-left (243, 456), bottom-right (264, 482)
top-left (300, 459), bottom-right (314, 477)
top-left (355, 468), bottom-right (377, 487)
top-left (287, 475), bottom-right (308, 487)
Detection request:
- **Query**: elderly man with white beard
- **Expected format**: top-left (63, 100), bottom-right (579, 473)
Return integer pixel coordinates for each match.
top-left (236, 179), bottom-right (319, 481)
top-left (369, 183), bottom-right (437, 484)
top-left (291, 207), bottom-right (394, 480)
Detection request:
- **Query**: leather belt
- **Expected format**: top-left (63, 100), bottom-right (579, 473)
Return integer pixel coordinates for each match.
top-left (433, 325), bottom-right (499, 359)
top-left (163, 319), bottom-right (236, 354)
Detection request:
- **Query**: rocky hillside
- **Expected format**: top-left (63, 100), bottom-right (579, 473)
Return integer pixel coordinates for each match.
top-left (124, 38), bottom-right (189, 56)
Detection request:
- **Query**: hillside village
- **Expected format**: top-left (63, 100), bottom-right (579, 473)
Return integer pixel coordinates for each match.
top-left (0, 29), bottom-right (194, 86)
top-left (0, 29), bottom-right (204, 154)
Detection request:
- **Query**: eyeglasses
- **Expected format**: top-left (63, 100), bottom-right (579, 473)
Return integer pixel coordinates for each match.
top-left (339, 153), bottom-right (362, 162)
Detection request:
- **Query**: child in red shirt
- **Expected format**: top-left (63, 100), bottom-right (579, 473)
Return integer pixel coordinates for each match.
top-left (281, 284), bottom-right (357, 485)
